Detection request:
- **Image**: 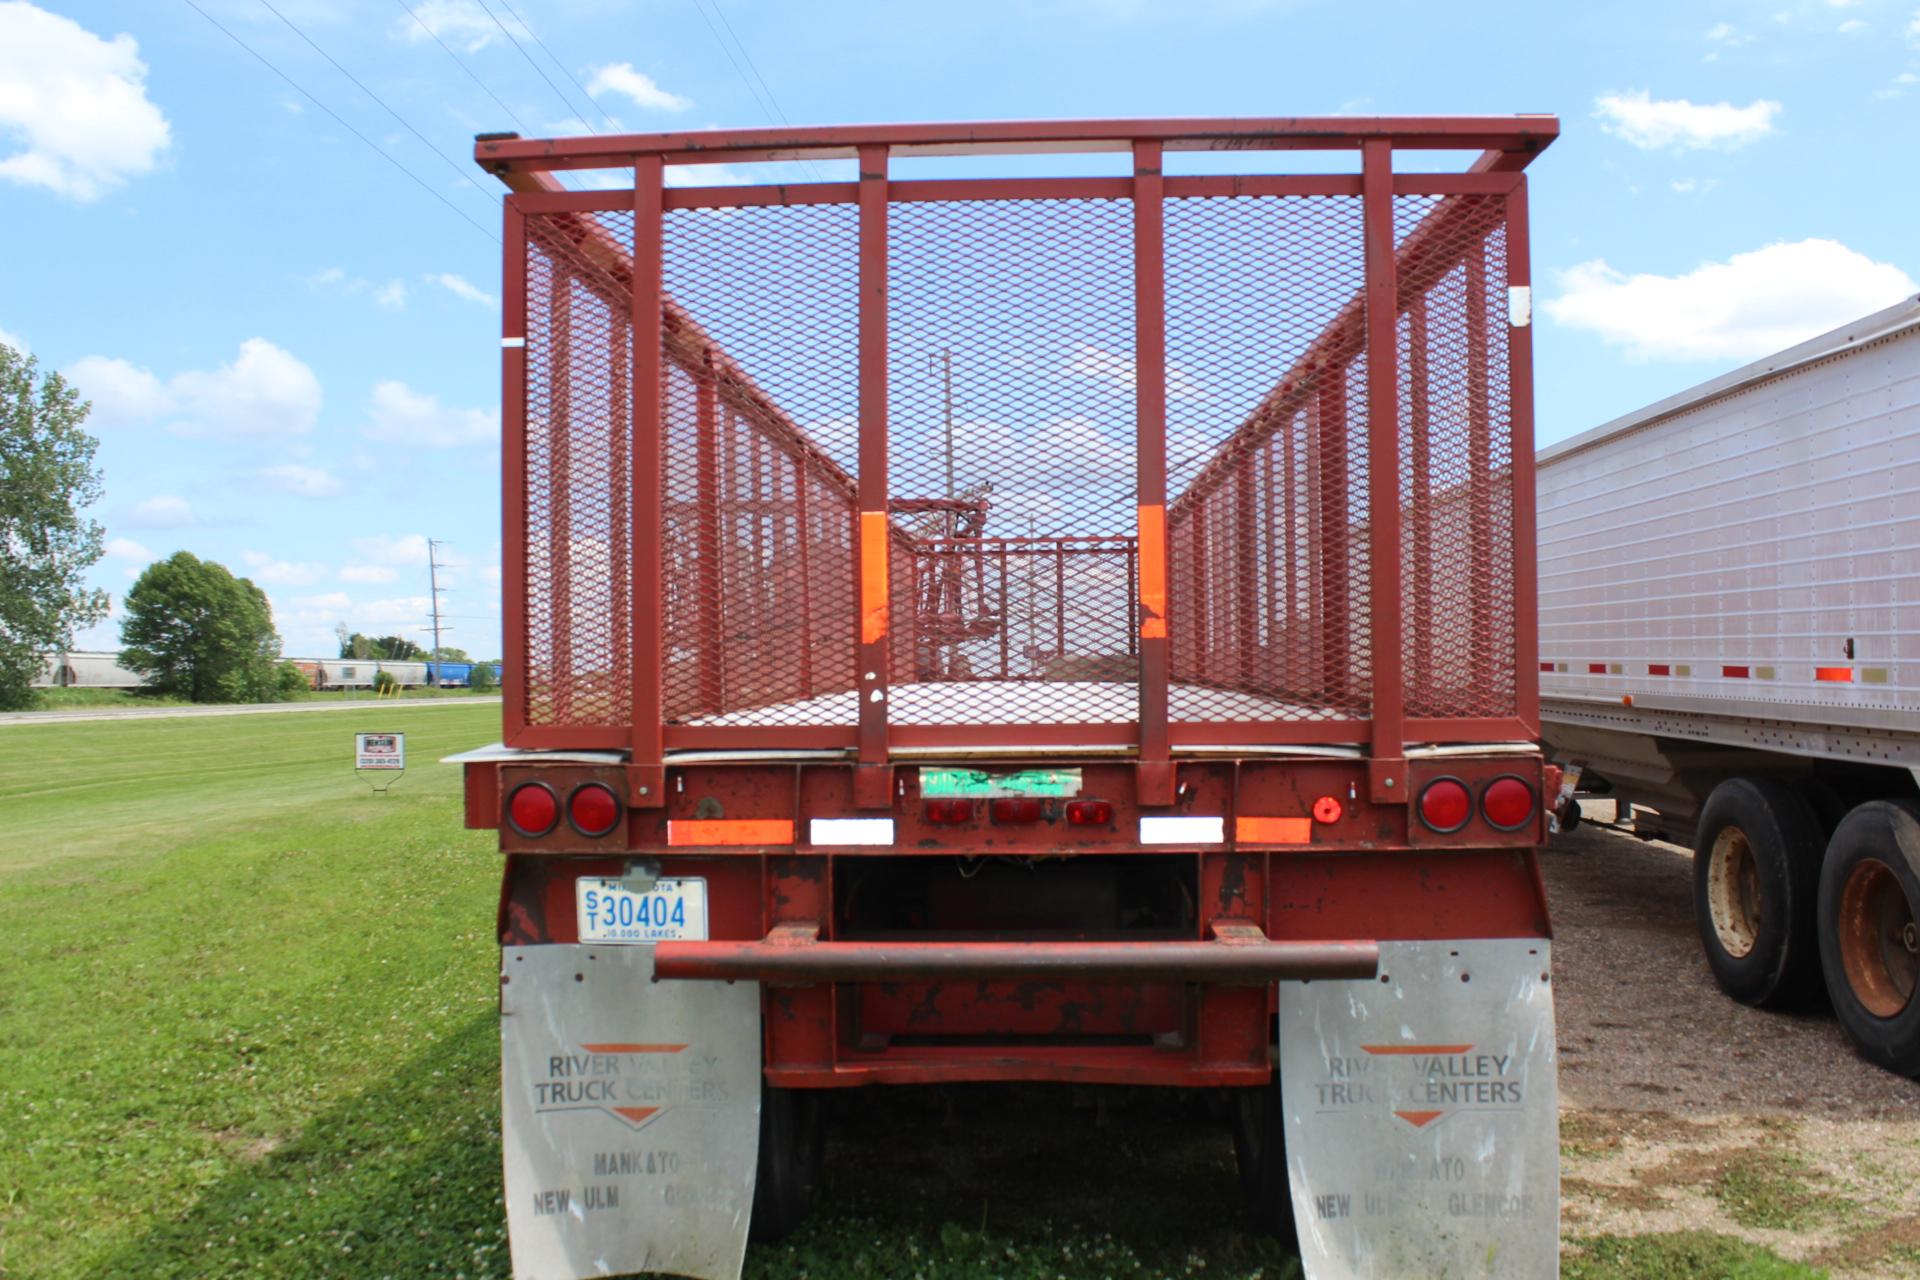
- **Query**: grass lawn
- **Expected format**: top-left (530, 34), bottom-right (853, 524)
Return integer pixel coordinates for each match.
top-left (28, 685), bottom-right (497, 710)
top-left (0, 706), bottom-right (1823, 1279)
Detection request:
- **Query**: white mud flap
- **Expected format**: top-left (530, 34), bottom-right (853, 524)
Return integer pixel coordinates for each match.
top-left (1280, 938), bottom-right (1559, 1279)
top-left (501, 945), bottom-right (761, 1280)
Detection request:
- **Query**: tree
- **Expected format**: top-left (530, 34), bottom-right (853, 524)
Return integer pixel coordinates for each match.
top-left (469, 661), bottom-right (497, 692)
top-left (374, 635), bottom-right (424, 661)
top-left (0, 343), bottom-right (108, 710)
top-left (121, 552), bottom-right (285, 703)
top-left (337, 631), bottom-right (424, 660)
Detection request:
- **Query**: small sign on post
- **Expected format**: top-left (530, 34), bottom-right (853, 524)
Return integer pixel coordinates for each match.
top-left (355, 731), bottom-right (406, 795)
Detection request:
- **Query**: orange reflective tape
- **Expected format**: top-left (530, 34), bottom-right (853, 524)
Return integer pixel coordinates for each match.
top-left (667, 819), bottom-right (795, 847)
top-left (1137, 503), bottom-right (1166, 640)
top-left (1236, 816), bottom-right (1313, 844)
top-left (860, 510), bottom-right (890, 645)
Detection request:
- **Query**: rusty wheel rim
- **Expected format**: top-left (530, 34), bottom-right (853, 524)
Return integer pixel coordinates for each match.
top-left (1838, 857), bottom-right (1918, 1019)
top-left (1706, 827), bottom-right (1762, 959)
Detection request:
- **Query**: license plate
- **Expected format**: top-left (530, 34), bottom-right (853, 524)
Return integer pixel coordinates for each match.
top-left (576, 877), bottom-right (708, 944)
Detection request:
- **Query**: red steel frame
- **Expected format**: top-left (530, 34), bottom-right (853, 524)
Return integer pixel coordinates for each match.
top-left (480, 119), bottom-right (1553, 812)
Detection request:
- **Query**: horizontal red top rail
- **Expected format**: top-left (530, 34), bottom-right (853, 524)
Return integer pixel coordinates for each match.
top-left (474, 115), bottom-right (1559, 176)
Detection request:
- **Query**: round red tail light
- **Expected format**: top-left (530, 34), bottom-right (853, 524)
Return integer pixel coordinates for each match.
top-left (568, 782), bottom-right (621, 838)
top-left (1480, 776), bottom-right (1537, 832)
top-left (506, 782), bottom-right (559, 837)
top-left (1417, 778), bottom-right (1472, 833)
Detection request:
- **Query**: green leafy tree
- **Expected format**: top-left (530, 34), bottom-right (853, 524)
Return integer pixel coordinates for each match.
top-left (274, 660), bottom-right (311, 699)
top-left (374, 635), bottom-right (424, 661)
top-left (469, 661), bottom-right (497, 692)
top-left (120, 552), bottom-right (284, 703)
top-left (0, 343), bottom-right (108, 710)
top-left (372, 670), bottom-right (399, 694)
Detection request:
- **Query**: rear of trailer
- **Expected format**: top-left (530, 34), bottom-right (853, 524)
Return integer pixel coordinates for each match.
top-left (1538, 297), bottom-right (1920, 1071)
top-left (459, 116), bottom-right (1562, 1280)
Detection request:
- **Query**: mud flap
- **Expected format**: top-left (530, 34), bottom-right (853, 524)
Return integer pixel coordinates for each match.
top-left (501, 945), bottom-right (761, 1280)
top-left (1279, 938), bottom-right (1559, 1279)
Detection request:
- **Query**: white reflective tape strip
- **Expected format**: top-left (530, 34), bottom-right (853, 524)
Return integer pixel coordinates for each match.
top-left (809, 817), bottom-right (895, 846)
top-left (502, 336), bottom-right (527, 348)
top-left (1139, 815), bottom-right (1224, 845)
top-left (1508, 285), bottom-right (1531, 327)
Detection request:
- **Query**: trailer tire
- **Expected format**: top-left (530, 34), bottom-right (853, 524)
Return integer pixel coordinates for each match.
top-left (1692, 778), bottom-right (1823, 1007)
top-left (1818, 801), bottom-right (1920, 1076)
top-left (749, 1082), bottom-right (823, 1242)
top-left (1231, 1078), bottom-right (1297, 1241)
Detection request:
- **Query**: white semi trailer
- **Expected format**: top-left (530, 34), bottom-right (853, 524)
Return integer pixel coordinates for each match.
top-left (1538, 296), bottom-right (1920, 1074)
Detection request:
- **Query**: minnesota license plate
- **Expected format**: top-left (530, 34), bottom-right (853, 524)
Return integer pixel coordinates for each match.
top-left (576, 877), bottom-right (708, 944)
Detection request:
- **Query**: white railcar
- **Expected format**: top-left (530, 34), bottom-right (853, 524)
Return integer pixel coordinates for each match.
top-left (315, 659), bottom-right (430, 689)
top-left (1538, 295), bottom-right (1920, 1073)
top-left (33, 651), bottom-right (146, 688)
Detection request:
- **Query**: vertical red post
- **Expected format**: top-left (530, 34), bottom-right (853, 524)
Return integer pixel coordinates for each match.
top-left (1234, 457), bottom-right (1259, 686)
top-left (1133, 141), bottom-right (1172, 804)
top-left (1361, 139), bottom-right (1406, 801)
top-left (854, 144), bottom-right (892, 807)
top-left (795, 452), bottom-right (814, 698)
top-left (1506, 179), bottom-right (1541, 736)
top-left (609, 290), bottom-right (630, 720)
top-left (501, 198), bottom-right (528, 744)
top-left (547, 265), bottom-right (574, 722)
top-left (1407, 298), bottom-right (1432, 708)
top-left (628, 154), bottom-right (666, 805)
top-left (1465, 229), bottom-right (1497, 711)
top-left (695, 354), bottom-right (725, 714)
top-left (1314, 378), bottom-right (1349, 706)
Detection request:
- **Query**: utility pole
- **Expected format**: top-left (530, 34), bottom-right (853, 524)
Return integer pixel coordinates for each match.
top-left (427, 539), bottom-right (449, 683)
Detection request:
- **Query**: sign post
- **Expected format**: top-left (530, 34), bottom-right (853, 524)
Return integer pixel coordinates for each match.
top-left (354, 731), bottom-right (406, 795)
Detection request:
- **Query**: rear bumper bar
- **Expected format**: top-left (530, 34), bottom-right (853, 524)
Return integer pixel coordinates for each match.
top-left (653, 922), bottom-right (1379, 985)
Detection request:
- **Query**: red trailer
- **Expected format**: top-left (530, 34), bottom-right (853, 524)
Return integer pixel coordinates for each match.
top-left (461, 116), bottom-right (1560, 1280)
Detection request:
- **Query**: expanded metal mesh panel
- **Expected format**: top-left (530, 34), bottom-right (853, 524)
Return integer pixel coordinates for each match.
top-left (887, 198), bottom-right (1138, 719)
top-left (521, 210), bottom-right (635, 728)
top-left (1163, 196), bottom-right (1371, 721)
top-left (660, 202), bottom-right (861, 725)
top-left (1394, 195), bottom-right (1515, 719)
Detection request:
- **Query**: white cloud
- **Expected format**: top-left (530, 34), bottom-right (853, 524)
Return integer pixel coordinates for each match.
top-left (1909, 8), bottom-right (1920, 41)
top-left (351, 533), bottom-right (432, 567)
top-left (0, 326), bottom-right (25, 354)
top-left (1837, 18), bottom-right (1866, 33)
top-left (306, 267), bottom-right (406, 310)
top-left (664, 162), bottom-right (750, 188)
top-left (67, 339), bottom-right (323, 439)
top-left (1593, 90), bottom-right (1781, 151)
top-left (1545, 238), bottom-right (1918, 362)
top-left (1669, 177), bottom-right (1717, 194)
top-left (366, 379), bottom-right (495, 447)
top-left (0, 2), bottom-right (171, 200)
top-left (587, 62), bottom-right (692, 113)
top-left (104, 536), bottom-right (150, 560)
top-left (389, 0), bottom-right (498, 53)
top-left (126, 494), bottom-right (195, 528)
top-left (426, 272), bottom-right (498, 307)
top-left (1068, 342), bottom-right (1203, 400)
top-left (260, 463), bottom-right (343, 497)
top-left (340, 564), bottom-right (399, 584)
top-left (1877, 70), bottom-right (1920, 98)
top-left (1704, 21), bottom-right (1751, 43)
top-left (240, 550), bottom-right (327, 587)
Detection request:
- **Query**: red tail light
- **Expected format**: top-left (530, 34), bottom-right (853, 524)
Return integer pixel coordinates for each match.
top-left (1065, 799), bottom-right (1112, 826)
top-left (1312, 795), bottom-right (1343, 824)
top-left (1417, 778), bottom-right (1472, 833)
top-left (1480, 776), bottom-right (1537, 831)
top-left (991, 797), bottom-right (1043, 824)
top-left (506, 782), bottom-right (559, 837)
top-left (924, 797), bottom-right (973, 825)
top-left (567, 782), bottom-right (621, 838)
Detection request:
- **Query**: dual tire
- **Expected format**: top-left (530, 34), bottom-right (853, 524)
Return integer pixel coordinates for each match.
top-left (1694, 781), bottom-right (1920, 1075)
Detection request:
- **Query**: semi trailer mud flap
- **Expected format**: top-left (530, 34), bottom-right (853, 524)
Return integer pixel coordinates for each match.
top-left (501, 945), bottom-right (761, 1280)
top-left (1280, 938), bottom-right (1559, 1279)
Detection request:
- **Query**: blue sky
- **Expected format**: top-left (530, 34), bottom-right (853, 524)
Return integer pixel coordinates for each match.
top-left (2, 0), bottom-right (1916, 660)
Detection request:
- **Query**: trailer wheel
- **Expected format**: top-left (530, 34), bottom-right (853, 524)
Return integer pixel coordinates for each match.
top-left (1818, 801), bottom-right (1920, 1076)
top-left (749, 1082), bottom-right (823, 1242)
top-left (1231, 1079), bottom-right (1297, 1240)
top-left (1692, 778), bottom-right (1823, 1007)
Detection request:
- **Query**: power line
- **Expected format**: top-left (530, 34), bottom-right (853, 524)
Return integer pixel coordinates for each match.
top-left (180, 0), bottom-right (499, 245)
top-left (473, 0), bottom-right (593, 129)
top-left (393, 0), bottom-right (529, 133)
top-left (256, 0), bottom-right (495, 202)
top-left (685, 0), bottom-right (823, 181)
top-left (493, 0), bottom-right (622, 133)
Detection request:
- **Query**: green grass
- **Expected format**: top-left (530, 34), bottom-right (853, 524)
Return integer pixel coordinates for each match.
top-left (1711, 1149), bottom-right (1838, 1232)
top-left (1563, 1233), bottom-right (1827, 1280)
top-left (27, 685), bottom-right (496, 710)
top-left (0, 706), bottom-right (1837, 1279)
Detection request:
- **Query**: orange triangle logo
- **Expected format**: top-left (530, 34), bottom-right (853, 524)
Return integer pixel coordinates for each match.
top-left (612, 1106), bottom-right (659, 1127)
top-left (1395, 1110), bottom-right (1444, 1128)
